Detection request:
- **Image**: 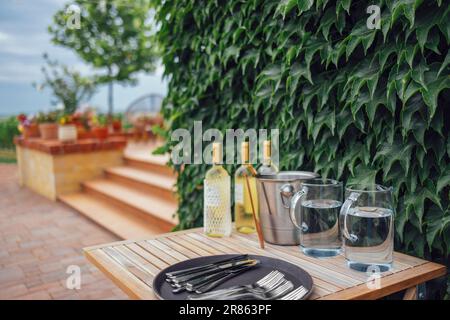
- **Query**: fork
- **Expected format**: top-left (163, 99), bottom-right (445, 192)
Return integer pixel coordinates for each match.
top-left (280, 286), bottom-right (308, 300)
top-left (224, 279), bottom-right (294, 300)
top-left (187, 270), bottom-right (284, 300)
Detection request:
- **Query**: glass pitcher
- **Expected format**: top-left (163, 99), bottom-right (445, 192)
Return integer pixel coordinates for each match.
top-left (288, 178), bottom-right (343, 257)
top-left (340, 184), bottom-right (395, 272)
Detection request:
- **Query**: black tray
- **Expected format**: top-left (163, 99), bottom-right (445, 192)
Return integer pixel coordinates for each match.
top-left (152, 254), bottom-right (313, 300)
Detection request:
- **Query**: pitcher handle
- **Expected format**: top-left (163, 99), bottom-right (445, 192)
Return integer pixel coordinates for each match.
top-left (289, 187), bottom-right (307, 230)
top-left (341, 192), bottom-right (360, 242)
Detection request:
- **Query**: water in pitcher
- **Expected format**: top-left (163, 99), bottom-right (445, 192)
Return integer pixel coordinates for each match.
top-left (300, 199), bottom-right (342, 257)
top-left (343, 207), bottom-right (394, 272)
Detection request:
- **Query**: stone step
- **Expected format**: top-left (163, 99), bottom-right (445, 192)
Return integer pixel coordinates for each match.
top-left (105, 166), bottom-right (177, 203)
top-left (123, 153), bottom-right (174, 177)
top-left (82, 179), bottom-right (178, 228)
top-left (59, 193), bottom-right (166, 239)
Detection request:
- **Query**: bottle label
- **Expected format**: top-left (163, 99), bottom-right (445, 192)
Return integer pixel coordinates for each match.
top-left (204, 180), bottom-right (220, 207)
top-left (235, 182), bottom-right (244, 204)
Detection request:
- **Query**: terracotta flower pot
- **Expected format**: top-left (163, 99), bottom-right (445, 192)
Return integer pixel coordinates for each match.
top-left (23, 123), bottom-right (40, 139)
top-left (39, 123), bottom-right (58, 140)
top-left (58, 124), bottom-right (78, 143)
top-left (77, 126), bottom-right (93, 140)
top-left (112, 120), bottom-right (122, 133)
top-left (92, 127), bottom-right (108, 140)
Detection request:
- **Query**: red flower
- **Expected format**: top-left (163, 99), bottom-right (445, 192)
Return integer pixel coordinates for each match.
top-left (17, 114), bottom-right (27, 123)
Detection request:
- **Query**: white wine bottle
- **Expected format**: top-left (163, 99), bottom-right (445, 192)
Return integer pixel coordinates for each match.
top-left (258, 140), bottom-right (278, 174)
top-left (204, 142), bottom-right (232, 237)
top-left (234, 141), bottom-right (258, 234)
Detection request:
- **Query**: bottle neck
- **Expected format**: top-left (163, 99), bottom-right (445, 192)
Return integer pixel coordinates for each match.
top-left (262, 140), bottom-right (271, 167)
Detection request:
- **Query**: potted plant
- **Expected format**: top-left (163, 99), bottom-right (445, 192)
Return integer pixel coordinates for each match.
top-left (111, 113), bottom-right (122, 133)
top-left (72, 110), bottom-right (93, 139)
top-left (17, 114), bottom-right (39, 139)
top-left (91, 113), bottom-right (108, 140)
top-left (58, 113), bottom-right (78, 142)
top-left (36, 111), bottom-right (59, 140)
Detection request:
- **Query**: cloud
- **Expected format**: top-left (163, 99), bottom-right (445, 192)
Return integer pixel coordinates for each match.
top-left (0, 31), bottom-right (8, 41)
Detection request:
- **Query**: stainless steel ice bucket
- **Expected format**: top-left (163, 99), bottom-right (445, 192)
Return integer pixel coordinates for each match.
top-left (256, 171), bottom-right (319, 245)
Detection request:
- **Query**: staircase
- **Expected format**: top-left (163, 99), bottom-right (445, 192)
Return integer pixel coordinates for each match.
top-left (59, 150), bottom-right (178, 240)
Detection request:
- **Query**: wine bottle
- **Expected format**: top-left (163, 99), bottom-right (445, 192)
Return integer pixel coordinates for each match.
top-left (203, 142), bottom-right (232, 237)
top-left (234, 141), bottom-right (258, 234)
top-left (258, 140), bottom-right (278, 174)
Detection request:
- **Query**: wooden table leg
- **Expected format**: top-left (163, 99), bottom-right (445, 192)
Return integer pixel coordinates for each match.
top-left (403, 283), bottom-right (426, 300)
top-left (403, 286), bottom-right (417, 300)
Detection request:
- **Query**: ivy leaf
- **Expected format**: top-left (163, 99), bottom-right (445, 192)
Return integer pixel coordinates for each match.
top-left (304, 39), bottom-right (325, 80)
top-left (286, 45), bottom-right (301, 66)
top-left (318, 8), bottom-right (335, 41)
top-left (256, 64), bottom-right (283, 91)
top-left (289, 62), bottom-right (312, 86)
top-left (415, 7), bottom-right (441, 52)
top-left (381, 12), bottom-right (392, 42)
top-left (345, 22), bottom-right (377, 59)
top-left (410, 61), bottom-right (429, 90)
top-left (223, 45), bottom-right (240, 65)
top-left (276, 0), bottom-right (298, 19)
top-left (373, 140), bottom-right (414, 178)
top-left (336, 108), bottom-right (353, 139)
top-left (402, 80), bottom-right (421, 105)
top-left (336, 0), bottom-right (351, 16)
top-left (425, 32), bottom-right (441, 54)
top-left (411, 121), bottom-right (427, 151)
top-left (297, 0), bottom-right (314, 13)
top-left (378, 45), bottom-right (397, 71)
top-left (437, 50), bottom-right (450, 76)
top-left (436, 165), bottom-right (450, 193)
top-left (425, 206), bottom-right (450, 251)
top-left (400, 94), bottom-right (424, 137)
top-left (421, 74), bottom-right (450, 120)
top-left (240, 49), bottom-right (260, 75)
top-left (347, 164), bottom-right (379, 186)
top-left (365, 89), bottom-right (386, 125)
top-left (390, 0), bottom-right (423, 29)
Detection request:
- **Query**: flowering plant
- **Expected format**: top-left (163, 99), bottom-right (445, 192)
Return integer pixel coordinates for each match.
top-left (58, 114), bottom-right (74, 125)
top-left (16, 114), bottom-right (36, 132)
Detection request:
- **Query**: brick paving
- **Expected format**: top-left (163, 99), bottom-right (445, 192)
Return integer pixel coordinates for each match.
top-left (0, 164), bottom-right (127, 300)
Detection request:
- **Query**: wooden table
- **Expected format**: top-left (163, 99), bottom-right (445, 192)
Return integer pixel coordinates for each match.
top-left (84, 228), bottom-right (446, 300)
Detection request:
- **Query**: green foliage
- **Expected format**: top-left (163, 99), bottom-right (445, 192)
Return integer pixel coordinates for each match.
top-left (0, 117), bottom-right (19, 149)
top-left (92, 113), bottom-right (109, 127)
top-left (36, 110), bottom-right (61, 124)
top-left (49, 0), bottom-right (159, 113)
top-left (155, 0), bottom-right (449, 294)
top-left (34, 54), bottom-right (96, 114)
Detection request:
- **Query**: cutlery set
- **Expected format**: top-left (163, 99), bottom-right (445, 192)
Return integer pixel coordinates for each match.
top-left (165, 255), bottom-right (260, 294)
top-left (166, 264), bottom-right (308, 300)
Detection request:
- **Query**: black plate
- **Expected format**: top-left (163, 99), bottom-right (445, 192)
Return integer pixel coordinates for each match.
top-left (152, 254), bottom-right (313, 300)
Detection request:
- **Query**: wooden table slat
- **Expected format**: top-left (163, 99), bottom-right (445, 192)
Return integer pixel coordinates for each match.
top-left (146, 239), bottom-right (191, 261)
top-left (157, 237), bottom-right (201, 259)
top-left (135, 241), bottom-right (180, 265)
top-left (85, 248), bottom-right (154, 300)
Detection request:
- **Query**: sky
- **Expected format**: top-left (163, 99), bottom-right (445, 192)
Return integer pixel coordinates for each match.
top-left (0, 0), bottom-right (167, 117)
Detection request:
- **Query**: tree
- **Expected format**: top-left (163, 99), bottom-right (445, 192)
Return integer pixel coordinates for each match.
top-left (34, 54), bottom-right (96, 114)
top-left (48, 0), bottom-right (158, 114)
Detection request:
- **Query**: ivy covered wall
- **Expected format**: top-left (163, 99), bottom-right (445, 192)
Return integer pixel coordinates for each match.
top-left (155, 0), bottom-right (450, 296)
